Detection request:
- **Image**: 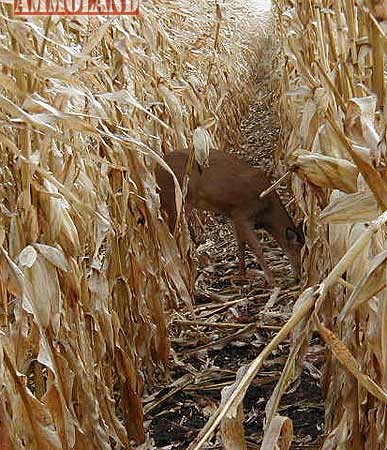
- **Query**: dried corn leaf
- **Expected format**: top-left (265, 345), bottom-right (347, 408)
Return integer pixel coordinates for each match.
top-left (33, 244), bottom-right (71, 272)
top-left (345, 96), bottom-right (380, 152)
top-left (316, 320), bottom-right (387, 403)
top-left (261, 415), bottom-right (293, 450)
top-left (4, 350), bottom-right (62, 450)
top-left (0, 394), bottom-right (14, 450)
top-left (97, 90), bottom-right (170, 129)
top-left (0, 246), bottom-right (25, 298)
top-left (19, 247), bottom-right (60, 329)
top-left (220, 376), bottom-right (247, 450)
top-left (339, 248), bottom-right (387, 319)
top-left (320, 190), bottom-right (379, 224)
top-left (40, 179), bottom-right (81, 255)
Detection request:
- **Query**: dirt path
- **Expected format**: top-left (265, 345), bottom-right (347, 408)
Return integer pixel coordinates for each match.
top-left (146, 49), bottom-right (324, 450)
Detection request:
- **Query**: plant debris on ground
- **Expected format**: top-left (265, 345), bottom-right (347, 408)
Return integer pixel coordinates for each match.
top-left (145, 65), bottom-right (325, 450)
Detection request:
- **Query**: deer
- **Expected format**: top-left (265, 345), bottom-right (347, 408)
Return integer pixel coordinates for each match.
top-left (155, 149), bottom-right (304, 285)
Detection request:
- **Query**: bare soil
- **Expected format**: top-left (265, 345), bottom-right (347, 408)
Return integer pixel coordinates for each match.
top-left (145, 66), bottom-right (324, 450)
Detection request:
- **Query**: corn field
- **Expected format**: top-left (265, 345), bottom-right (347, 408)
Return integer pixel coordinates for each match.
top-left (0, 1), bottom-right (264, 448)
top-left (0, 0), bottom-right (386, 449)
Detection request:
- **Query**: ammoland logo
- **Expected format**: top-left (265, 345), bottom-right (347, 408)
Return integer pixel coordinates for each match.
top-left (14, 0), bottom-right (139, 15)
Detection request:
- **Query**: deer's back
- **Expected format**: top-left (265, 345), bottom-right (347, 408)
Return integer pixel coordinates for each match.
top-left (158, 150), bottom-right (271, 220)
